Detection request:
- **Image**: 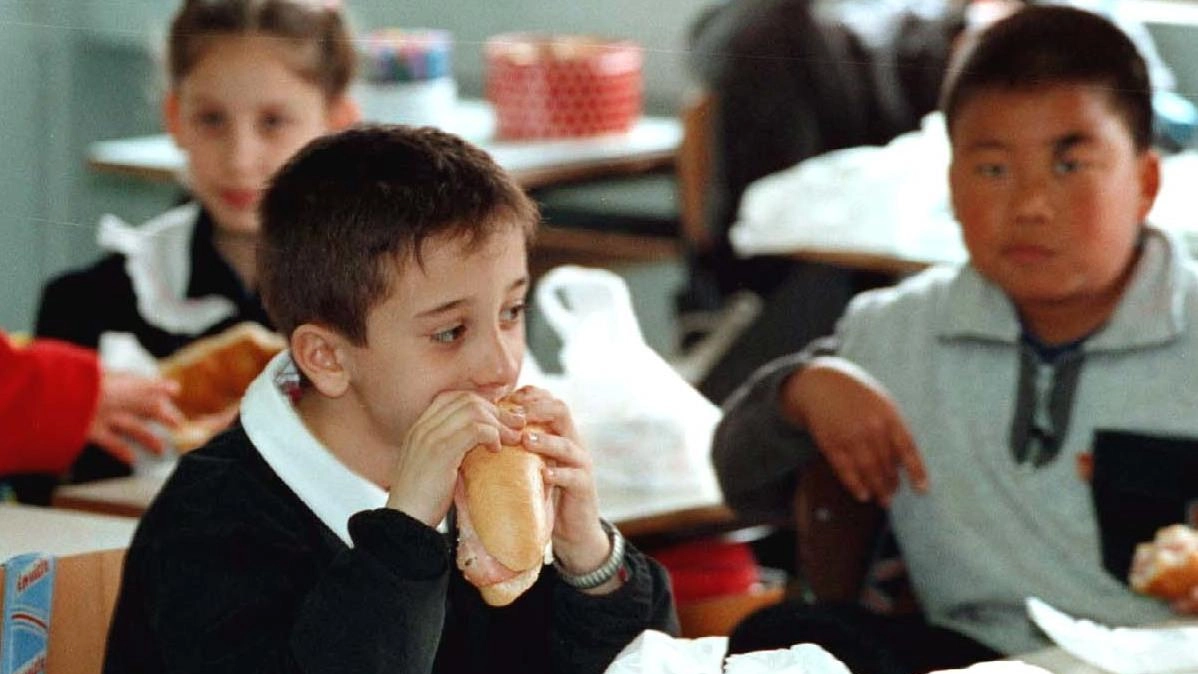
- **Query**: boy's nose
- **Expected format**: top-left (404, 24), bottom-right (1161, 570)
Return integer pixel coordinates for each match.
top-left (474, 329), bottom-right (521, 392)
top-left (1013, 173), bottom-right (1052, 223)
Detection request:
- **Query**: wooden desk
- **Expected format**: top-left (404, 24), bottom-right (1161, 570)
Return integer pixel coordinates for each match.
top-left (0, 503), bottom-right (136, 559)
top-left (87, 99), bottom-right (682, 192)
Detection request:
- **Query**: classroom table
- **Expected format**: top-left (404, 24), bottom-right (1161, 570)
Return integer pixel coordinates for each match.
top-left (87, 99), bottom-right (682, 192)
top-left (0, 503), bottom-right (137, 559)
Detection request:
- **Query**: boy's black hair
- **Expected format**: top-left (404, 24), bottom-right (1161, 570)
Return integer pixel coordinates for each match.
top-left (258, 124), bottom-right (539, 344)
top-left (941, 5), bottom-right (1152, 151)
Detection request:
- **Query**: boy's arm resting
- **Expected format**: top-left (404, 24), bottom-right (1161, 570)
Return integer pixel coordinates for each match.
top-left (551, 543), bottom-right (679, 674)
top-left (712, 337), bottom-right (838, 520)
top-left (105, 507), bottom-right (450, 674)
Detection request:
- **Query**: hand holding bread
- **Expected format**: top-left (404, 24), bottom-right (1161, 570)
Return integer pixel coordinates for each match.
top-left (157, 322), bottom-right (285, 450)
top-left (1129, 524), bottom-right (1198, 612)
top-left (453, 387), bottom-right (617, 605)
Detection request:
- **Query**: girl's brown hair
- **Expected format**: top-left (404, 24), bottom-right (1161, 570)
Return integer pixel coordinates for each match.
top-left (168, 0), bottom-right (356, 99)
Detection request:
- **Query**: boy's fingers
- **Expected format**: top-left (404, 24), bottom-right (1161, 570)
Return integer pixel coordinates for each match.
top-left (114, 414), bottom-right (166, 455)
top-left (823, 445), bottom-right (870, 503)
top-left (94, 429), bottom-right (135, 465)
top-left (892, 424), bottom-right (928, 491)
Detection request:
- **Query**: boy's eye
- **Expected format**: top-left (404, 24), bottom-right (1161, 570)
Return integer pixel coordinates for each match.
top-left (1053, 157), bottom-right (1082, 175)
top-left (195, 111), bottom-right (225, 130)
top-left (259, 113), bottom-right (291, 132)
top-left (500, 302), bottom-right (526, 323)
top-left (431, 325), bottom-right (466, 344)
top-left (975, 162), bottom-right (1007, 178)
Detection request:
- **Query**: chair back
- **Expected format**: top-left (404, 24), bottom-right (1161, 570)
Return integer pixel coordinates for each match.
top-left (1, 548), bottom-right (125, 674)
top-left (792, 457), bottom-right (884, 603)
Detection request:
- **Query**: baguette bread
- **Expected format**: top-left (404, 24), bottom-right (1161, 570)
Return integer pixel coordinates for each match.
top-left (455, 400), bottom-right (554, 606)
top-left (158, 322), bottom-right (286, 450)
top-left (1129, 524), bottom-right (1198, 601)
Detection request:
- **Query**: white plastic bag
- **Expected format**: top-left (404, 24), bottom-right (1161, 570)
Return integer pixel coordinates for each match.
top-left (534, 266), bottom-right (724, 521)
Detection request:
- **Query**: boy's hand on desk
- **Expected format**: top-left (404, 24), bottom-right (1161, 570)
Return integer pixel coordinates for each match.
top-left (387, 391), bottom-right (525, 527)
top-left (783, 356), bottom-right (928, 507)
top-left (505, 386), bottom-right (609, 582)
top-left (88, 370), bottom-right (183, 464)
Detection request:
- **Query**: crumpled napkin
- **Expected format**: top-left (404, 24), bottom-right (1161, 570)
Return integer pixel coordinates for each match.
top-left (1026, 597), bottom-right (1198, 674)
top-left (602, 630), bottom-right (854, 674)
top-left (723, 643), bottom-right (852, 674)
top-left (603, 630), bottom-right (728, 674)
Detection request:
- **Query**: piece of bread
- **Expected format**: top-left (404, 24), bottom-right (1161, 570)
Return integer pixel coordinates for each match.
top-left (158, 322), bottom-right (285, 449)
top-left (1129, 524), bottom-right (1198, 601)
top-left (456, 399), bottom-right (553, 606)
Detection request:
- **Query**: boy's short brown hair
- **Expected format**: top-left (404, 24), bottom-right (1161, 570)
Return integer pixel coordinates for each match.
top-left (258, 124), bottom-right (539, 344)
top-left (941, 5), bottom-right (1152, 151)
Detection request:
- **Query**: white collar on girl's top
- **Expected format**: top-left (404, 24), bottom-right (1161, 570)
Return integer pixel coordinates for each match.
top-left (240, 351), bottom-right (387, 546)
top-left (97, 202), bottom-right (237, 334)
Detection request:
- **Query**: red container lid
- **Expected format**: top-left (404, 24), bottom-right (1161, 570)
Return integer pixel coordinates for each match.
top-left (485, 33), bottom-right (643, 140)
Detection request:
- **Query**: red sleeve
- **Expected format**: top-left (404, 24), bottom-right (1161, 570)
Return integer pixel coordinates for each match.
top-left (0, 332), bottom-right (101, 475)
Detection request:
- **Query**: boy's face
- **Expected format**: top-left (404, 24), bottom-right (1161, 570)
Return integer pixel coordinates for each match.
top-left (342, 224), bottom-right (529, 450)
top-left (949, 84), bottom-right (1159, 326)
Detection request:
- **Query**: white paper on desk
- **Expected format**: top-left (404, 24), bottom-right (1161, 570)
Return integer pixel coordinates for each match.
top-left (1026, 597), bottom-right (1198, 674)
top-left (603, 630), bottom-right (728, 674)
top-left (602, 630), bottom-right (853, 674)
top-left (729, 113), bottom-right (965, 265)
top-left (723, 643), bottom-right (853, 674)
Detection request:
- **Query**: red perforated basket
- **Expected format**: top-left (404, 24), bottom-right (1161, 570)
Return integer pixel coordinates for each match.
top-left (485, 33), bottom-right (643, 140)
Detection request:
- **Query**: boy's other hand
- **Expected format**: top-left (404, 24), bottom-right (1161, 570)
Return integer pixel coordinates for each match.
top-left (504, 386), bottom-right (612, 588)
top-left (387, 391), bottom-right (525, 527)
top-left (88, 370), bottom-right (183, 465)
top-left (783, 356), bottom-right (928, 507)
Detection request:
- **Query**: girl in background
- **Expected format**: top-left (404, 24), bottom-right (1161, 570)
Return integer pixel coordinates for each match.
top-left (34, 0), bottom-right (360, 483)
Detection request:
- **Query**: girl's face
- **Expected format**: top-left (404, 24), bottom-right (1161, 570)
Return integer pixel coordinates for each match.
top-left (165, 35), bottom-right (356, 237)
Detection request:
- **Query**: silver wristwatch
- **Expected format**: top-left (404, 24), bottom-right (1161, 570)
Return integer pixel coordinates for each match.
top-left (553, 518), bottom-right (626, 590)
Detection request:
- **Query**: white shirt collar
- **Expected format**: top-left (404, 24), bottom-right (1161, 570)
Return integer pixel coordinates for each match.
top-left (240, 351), bottom-right (388, 546)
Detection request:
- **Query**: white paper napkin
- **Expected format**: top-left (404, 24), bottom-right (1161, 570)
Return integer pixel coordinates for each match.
top-left (723, 643), bottom-right (853, 674)
top-left (1026, 597), bottom-right (1198, 674)
top-left (603, 630), bottom-right (728, 674)
top-left (602, 630), bottom-right (856, 674)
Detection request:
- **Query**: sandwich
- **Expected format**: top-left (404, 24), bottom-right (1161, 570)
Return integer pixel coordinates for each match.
top-left (454, 401), bottom-right (554, 606)
top-left (1128, 523), bottom-right (1198, 601)
top-left (158, 321), bottom-right (286, 451)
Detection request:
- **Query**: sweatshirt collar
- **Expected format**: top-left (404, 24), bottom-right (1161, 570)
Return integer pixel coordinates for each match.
top-left (936, 226), bottom-right (1187, 352)
top-left (240, 351), bottom-right (387, 546)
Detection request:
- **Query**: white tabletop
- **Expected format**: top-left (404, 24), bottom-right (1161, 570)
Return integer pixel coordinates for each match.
top-left (87, 99), bottom-right (682, 189)
top-left (0, 503), bottom-right (137, 560)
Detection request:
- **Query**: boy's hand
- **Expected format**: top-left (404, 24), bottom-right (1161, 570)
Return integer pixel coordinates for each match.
top-left (504, 386), bottom-right (614, 590)
top-left (88, 370), bottom-right (183, 465)
top-left (387, 391), bottom-right (525, 527)
top-left (782, 356), bottom-right (928, 507)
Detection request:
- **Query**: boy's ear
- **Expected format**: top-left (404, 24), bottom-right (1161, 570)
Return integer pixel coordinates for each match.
top-left (327, 96), bottom-right (361, 131)
top-left (162, 91), bottom-right (183, 143)
top-left (1137, 149), bottom-right (1162, 222)
top-left (290, 324), bottom-right (352, 398)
